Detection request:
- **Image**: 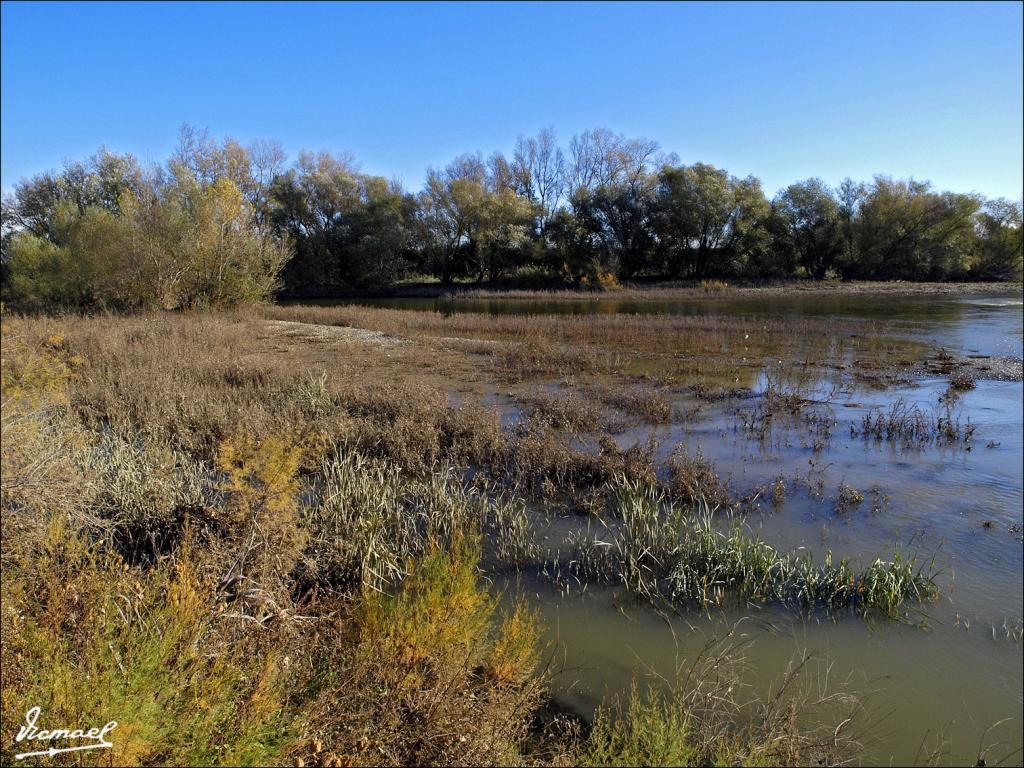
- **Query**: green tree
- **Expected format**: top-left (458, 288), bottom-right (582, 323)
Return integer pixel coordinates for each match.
top-left (269, 151), bottom-right (412, 293)
top-left (652, 163), bottom-right (769, 279)
top-left (563, 129), bottom-right (660, 279)
top-left (416, 156), bottom-right (534, 284)
top-left (417, 169), bottom-right (474, 285)
top-left (3, 134), bottom-right (290, 309)
top-left (973, 198), bottom-right (1023, 280)
top-left (854, 177), bottom-right (981, 280)
top-left (546, 207), bottom-right (600, 282)
top-left (345, 177), bottom-right (417, 287)
top-left (773, 179), bottom-right (843, 279)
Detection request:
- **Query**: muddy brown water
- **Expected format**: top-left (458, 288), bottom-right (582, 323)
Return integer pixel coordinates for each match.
top-left (343, 293), bottom-right (1023, 765)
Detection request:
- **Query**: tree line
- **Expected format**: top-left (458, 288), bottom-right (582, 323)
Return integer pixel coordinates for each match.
top-left (2, 125), bottom-right (1020, 309)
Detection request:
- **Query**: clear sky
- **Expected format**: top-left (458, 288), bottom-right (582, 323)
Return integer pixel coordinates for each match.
top-left (2, 1), bottom-right (1022, 199)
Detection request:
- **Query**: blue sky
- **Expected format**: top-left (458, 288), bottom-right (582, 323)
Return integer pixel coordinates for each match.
top-left (2, 1), bottom-right (1022, 199)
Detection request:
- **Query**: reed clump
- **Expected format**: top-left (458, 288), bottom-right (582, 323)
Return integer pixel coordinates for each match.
top-left (569, 479), bottom-right (938, 618)
top-left (738, 369), bottom-right (837, 447)
top-left (520, 388), bottom-right (607, 432)
top-left (506, 419), bottom-right (658, 507)
top-left (835, 482), bottom-right (865, 514)
top-left (302, 448), bottom-right (538, 593)
top-left (853, 397), bottom-right (976, 448)
top-left (948, 371), bottom-right (977, 392)
top-left (603, 384), bottom-right (674, 424)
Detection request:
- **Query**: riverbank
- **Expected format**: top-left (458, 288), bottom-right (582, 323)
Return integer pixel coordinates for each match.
top-left (279, 278), bottom-right (1023, 302)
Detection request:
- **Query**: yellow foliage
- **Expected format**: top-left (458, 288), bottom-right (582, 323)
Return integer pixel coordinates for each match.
top-left (217, 431), bottom-right (302, 525)
top-left (580, 270), bottom-right (623, 291)
top-left (485, 600), bottom-right (542, 687)
top-left (700, 278), bottom-right (731, 293)
top-left (596, 270), bottom-right (623, 291)
top-left (216, 431), bottom-right (306, 583)
top-left (0, 525), bottom-right (293, 766)
top-left (359, 535), bottom-right (492, 680)
top-left (0, 334), bottom-right (81, 409)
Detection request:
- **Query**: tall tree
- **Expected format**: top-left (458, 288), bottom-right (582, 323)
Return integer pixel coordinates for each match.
top-left (854, 177), bottom-right (981, 280)
top-left (511, 127), bottom-right (565, 240)
top-left (652, 163), bottom-right (769, 279)
top-left (416, 156), bottom-right (533, 284)
top-left (773, 179), bottom-right (843, 279)
top-left (563, 129), bottom-right (660, 278)
top-left (973, 198), bottom-right (1023, 280)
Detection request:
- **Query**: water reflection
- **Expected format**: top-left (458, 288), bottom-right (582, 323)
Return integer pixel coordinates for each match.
top-left (331, 293), bottom-right (1023, 358)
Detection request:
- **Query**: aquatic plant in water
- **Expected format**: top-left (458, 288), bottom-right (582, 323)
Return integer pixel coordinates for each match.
top-left (568, 478), bottom-right (938, 619)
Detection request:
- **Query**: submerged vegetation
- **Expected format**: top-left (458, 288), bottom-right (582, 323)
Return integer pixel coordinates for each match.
top-left (580, 636), bottom-right (863, 767)
top-left (852, 397), bottom-right (977, 448)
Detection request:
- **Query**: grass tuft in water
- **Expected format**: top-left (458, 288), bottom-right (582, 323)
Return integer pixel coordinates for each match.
top-left (569, 478), bottom-right (939, 618)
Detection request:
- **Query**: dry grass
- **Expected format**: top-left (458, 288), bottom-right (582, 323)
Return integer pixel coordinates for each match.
top-left (667, 447), bottom-right (733, 509)
top-left (436, 280), bottom-right (1022, 302)
top-left (0, 307), bottom-right (957, 766)
top-left (260, 302), bottom-right (928, 383)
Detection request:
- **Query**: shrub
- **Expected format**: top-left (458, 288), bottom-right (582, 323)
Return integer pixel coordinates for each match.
top-left (300, 534), bottom-right (545, 767)
top-left (216, 431), bottom-right (305, 588)
top-left (0, 524), bottom-right (294, 766)
top-left (667, 446), bottom-right (732, 509)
